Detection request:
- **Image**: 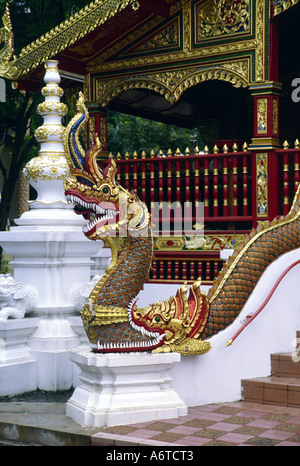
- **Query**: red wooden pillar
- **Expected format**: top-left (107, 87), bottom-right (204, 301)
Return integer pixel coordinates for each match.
top-left (86, 104), bottom-right (108, 157)
top-left (232, 156), bottom-right (238, 217)
top-left (295, 151), bottom-right (300, 193)
top-left (203, 158), bottom-right (209, 219)
top-left (249, 81), bottom-right (282, 226)
top-left (213, 157), bottom-right (219, 217)
top-left (249, 82), bottom-right (281, 150)
top-left (222, 157), bottom-right (229, 217)
top-left (242, 155), bottom-right (249, 216)
top-left (140, 162), bottom-right (147, 203)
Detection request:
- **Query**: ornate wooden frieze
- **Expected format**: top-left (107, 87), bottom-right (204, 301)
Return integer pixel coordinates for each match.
top-left (86, 0), bottom-right (267, 106)
top-left (193, 0), bottom-right (250, 42)
top-left (121, 17), bottom-right (181, 56)
top-left (152, 233), bottom-right (245, 251)
top-left (91, 59), bottom-right (249, 106)
top-left (1, 0), bottom-right (269, 99)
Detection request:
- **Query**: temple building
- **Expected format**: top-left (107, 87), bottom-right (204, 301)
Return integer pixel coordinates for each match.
top-left (1, 0), bottom-right (300, 286)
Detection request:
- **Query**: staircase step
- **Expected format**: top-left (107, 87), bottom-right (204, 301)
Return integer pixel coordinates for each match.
top-left (271, 352), bottom-right (300, 378)
top-left (241, 376), bottom-right (300, 407)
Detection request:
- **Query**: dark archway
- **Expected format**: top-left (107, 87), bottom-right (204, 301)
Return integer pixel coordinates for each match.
top-left (108, 80), bottom-right (252, 148)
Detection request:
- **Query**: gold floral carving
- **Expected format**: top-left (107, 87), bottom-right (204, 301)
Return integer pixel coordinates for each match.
top-left (195, 0), bottom-right (250, 40)
top-left (35, 126), bottom-right (65, 142)
top-left (255, 0), bottom-right (265, 81)
top-left (133, 20), bottom-right (179, 52)
top-left (42, 85), bottom-right (64, 98)
top-left (257, 98), bottom-right (268, 134)
top-left (24, 155), bottom-right (69, 182)
top-left (273, 99), bottom-right (278, 134)
top-left (88, 0), bottom-right (265, 84)
top-left (155, 237), bottom-right (185, 251)
top-left (185, 234), bottom-right (245, 251)
top-left (37, 101), bottom-right (68, 116)
top-left (256, 153), bottom-right (268, 217)
top-left (182, 0), bottom-right (191, 52)
top-left (95, 60), bottom-right (249, 106)
top-left (152, 234), bottom-right (245, 252)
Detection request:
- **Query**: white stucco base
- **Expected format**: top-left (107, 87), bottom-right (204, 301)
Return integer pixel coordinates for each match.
top-left (170, 247), bottom-right (300, 406)
top-left (66, 351), bottom-right (187, 427)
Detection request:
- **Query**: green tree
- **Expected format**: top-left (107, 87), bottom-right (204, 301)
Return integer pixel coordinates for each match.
top-left (0, 83), bottom-right (42, 229)
top-left (107, 111), bottom-right (204, 157)
top-left (0, 0), bottom-right (91, 269)
top-left (2, 0), bottom-right (91, 53)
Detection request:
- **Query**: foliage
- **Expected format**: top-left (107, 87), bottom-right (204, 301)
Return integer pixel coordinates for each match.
top-left (0, 0), bottom-right (91, 226)
top-left (107, 111), bottom-right (204, 157)
top-left (0, 81), bottom-right (42, 228)
top-left (0, 0), bottom-right (91, 53)
top-left (0, 0), bottom-right (93, 267)
top-left (0, 252), bottom-right (11, 274)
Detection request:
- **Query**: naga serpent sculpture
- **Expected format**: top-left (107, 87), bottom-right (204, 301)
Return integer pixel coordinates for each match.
top-left (64, 93), bottom-right (300, 355)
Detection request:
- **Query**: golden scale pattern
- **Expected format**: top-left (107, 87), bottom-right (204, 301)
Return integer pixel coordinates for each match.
top-left (203, 186), bottom-right (300, 337)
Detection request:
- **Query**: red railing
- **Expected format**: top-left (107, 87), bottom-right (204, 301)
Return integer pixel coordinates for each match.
top-left (115, 144), bottom-right (253, 234)
top-left (149, 251), bottom-right (225, 285)
top-left (110, 140), bottom-right (300, 285)
top-left (274, 142), bottom-right (300, 216)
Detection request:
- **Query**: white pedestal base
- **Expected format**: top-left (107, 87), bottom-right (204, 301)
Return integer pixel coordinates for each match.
top-left (0, 317), bottom-right (88, 395)
top-left (66, 351), bottom-right (187, 427)
top-left (0, 319), bottom-right (39, 396)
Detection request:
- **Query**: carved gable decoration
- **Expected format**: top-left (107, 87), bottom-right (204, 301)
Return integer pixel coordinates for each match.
top-left (110, 15), bottom-right (182, 60)
top-left (120, 17), bottom-right (181, 57)
top-left (193, 0), bottom-right (251, 44)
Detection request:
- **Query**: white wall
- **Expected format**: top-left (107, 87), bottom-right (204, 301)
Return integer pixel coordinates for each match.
top-left (137, 248), bottom-right (300, 407)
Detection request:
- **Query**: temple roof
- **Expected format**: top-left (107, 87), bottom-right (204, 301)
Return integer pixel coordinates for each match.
top-left (0, 0), bottom-right (299, 131)
top-left (0, 0), bottom-right (180, 89)
top-left (0, 0), bottom-right (298, 89)
top-left (0, 0), bottom-right (299, 91)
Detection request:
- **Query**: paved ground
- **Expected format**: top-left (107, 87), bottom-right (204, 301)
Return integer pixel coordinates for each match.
top-left (1, 391), bottom-right (300, 446)
top-left (93, 401), bottom-right (300, 446)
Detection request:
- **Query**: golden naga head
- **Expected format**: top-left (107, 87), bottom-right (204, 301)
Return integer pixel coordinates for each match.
top-left (130, 279), bottom-right (211, 354)
top-left (64, 92), bottom-right (149, 240)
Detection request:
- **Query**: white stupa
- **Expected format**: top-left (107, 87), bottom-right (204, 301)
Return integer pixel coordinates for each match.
top-left (0, 60), bottom-right (101, 394)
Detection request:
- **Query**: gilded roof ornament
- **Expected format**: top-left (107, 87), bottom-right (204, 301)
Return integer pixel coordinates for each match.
top-left (0, 0), bottom-right (139, 81)
top-left (273, 0), bottom-right (299, 16)
top-left (0, 3), bottom-right (18, 80)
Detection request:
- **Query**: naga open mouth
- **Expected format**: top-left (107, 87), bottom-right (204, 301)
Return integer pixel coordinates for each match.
top-left (66, 193), bottom-right (119, 235)
top-left (90, 304), bottom-right (166, 354)
top-left (91, 333), bottom-right (165, 353)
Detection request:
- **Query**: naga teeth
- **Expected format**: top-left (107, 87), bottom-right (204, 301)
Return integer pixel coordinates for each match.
top-left (93, 334), bottom-right (165, 352)
top-left (66, 194), bottom-right (117, 219)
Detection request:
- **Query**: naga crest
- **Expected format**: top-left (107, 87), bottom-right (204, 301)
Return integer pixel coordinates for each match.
top-left (64, 92), bottom-right (149, 241)
top-left (64, 93), bottom-right (211, 356)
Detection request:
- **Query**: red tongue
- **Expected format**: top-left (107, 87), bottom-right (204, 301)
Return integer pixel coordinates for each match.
top-left (74, 205), bottom-right (90, 216)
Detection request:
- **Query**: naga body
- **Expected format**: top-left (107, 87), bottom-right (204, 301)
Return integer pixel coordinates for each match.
top-left (64, 93), bottom-right (300, 355)
top-left (64, 93), bottom-right (210, 355)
